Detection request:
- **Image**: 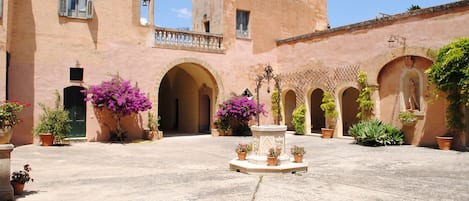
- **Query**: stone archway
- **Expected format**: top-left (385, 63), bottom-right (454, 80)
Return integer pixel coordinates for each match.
top-left (283, 90), bottom-right (296, 131)
top-left (378, 55), bottom-right (446, 146)
top-left (158, 63), bottom-right (218, 135)
top-left (310, 88), bottom-right (325, 133)
top-left (341, 87), bottom-right (360, 136)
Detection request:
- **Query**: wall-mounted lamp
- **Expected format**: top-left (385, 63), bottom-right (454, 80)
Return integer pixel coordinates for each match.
top-left (70, 60), bottom-right (84, 81)
top-left (143, 0), bottom-right (150, 6)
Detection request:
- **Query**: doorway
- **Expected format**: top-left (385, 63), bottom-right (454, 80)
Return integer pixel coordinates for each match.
top-left (64, 86), bottom-right (86, 138)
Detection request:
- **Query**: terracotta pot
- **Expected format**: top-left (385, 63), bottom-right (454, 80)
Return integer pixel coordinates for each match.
top-left (267, 156), bottom-right (278, 166)
top-left (11, 181), bottom-right (24, 195)
top-left (436, 136), bottom-right (453, 150)
top-left (144, 131), bottom-right (155, 140)
top-left (157, 131), bottom-right (164, 140)
top-left (294, 154), bottom-right (303, 163)
top-left (39, 133), bottom-right (54, 146)
top-left (321, 128), bottom-right (333, 138)
top-left (237, 152), bottom-right (247, 160)
top-left (219, 130), bottom-right (225, 136)
top-left (0, 127), bottom-right (13, 144)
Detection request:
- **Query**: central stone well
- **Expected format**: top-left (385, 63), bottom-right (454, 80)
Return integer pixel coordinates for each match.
top-left (229, 125), bottom-right (308, 174)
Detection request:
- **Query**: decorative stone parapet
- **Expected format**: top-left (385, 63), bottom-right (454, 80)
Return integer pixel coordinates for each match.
top-left (154, 27), bottom-right (224, 53)
top-left (249, 125), bottom-right (290, 166)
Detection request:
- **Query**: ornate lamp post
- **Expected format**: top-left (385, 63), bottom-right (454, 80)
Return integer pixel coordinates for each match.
top-left (255, 64), bottom-right (282, 126)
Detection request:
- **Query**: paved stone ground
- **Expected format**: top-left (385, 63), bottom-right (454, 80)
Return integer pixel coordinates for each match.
top-left (9, 134), bottom-right (469, 201)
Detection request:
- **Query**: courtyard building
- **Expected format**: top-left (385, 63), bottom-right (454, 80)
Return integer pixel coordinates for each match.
top-left (0, 0), bottom-right (468, 147)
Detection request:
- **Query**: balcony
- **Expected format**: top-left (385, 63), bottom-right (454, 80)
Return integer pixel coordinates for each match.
top-left (154, 27), bottom-right (224, 53)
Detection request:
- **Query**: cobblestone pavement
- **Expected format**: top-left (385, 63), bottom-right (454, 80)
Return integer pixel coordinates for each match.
top-left (9, 134), bottom-right (469, 201)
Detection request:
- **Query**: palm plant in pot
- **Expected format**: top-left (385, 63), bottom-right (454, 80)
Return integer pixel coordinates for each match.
top-left (426, 38), bottom-right (469, 150)
top-left (320, 91), bottom-right (338, 138)
top-left (33, 91), bottom-right (71, 146)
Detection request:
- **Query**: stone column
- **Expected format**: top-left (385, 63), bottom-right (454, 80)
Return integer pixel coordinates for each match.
top-left (0, 144), bottom-right (14, 200)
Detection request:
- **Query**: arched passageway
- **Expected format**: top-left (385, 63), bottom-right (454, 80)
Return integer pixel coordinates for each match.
top-left (284, 90), bottom-right (296, 131)
top-left (158, 63), bottom-right (217, 135)
top-left (310, 89), bottom-right (325, 133)
top-left (341, 87), bottom-right (359, 136)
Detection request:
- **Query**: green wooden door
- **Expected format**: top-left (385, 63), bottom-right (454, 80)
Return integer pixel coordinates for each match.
top-left (64, 86), bottom-right (86, 138)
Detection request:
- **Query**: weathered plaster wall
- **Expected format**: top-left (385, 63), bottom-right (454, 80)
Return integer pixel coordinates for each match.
top-left (223, 0), bottom-right (328, 54)
top-left (192, 0), bottom-right (224, 34)
top-left (0, 0), bottom-right (9, 100)
top-left (6, 0), bottom-right (281, 144)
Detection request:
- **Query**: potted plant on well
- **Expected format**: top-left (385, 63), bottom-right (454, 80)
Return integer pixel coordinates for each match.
top-left (320, 91), bottom-right (338, 138)
top-left (10, 164), bottom-right (33, 195)
top-left (0, 100), bottom-right (29, 144)
top-left (267, 147), bottom-right (281, 166)
top-left (398, 111), bottom-right (417, 127)
top-left (291, 104), bottom-right (306, 135)
top-left (33, 91), bottom-right (71, 146)
top-left (235, 143), bottom-right (251, 160)
top-left (426, 37), bottom-right (469, 150)
top-left (290, 145), bottom-right (306, 163)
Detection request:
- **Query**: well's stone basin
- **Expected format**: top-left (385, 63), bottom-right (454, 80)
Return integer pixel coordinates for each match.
top-left (229, 125), bottom-right (307, 174)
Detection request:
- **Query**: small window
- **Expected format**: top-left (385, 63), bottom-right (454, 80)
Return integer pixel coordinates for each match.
top-left (204, 21), bottom-right (210, 33)
top-left (236, 10), bottom-right (249, 38)
top-left (58, 0), bottom-right (94, 19)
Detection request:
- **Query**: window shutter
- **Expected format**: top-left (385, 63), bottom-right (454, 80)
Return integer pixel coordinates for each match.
top-left (0, 0), bottom-right (3, 18)
top-left (86, 0), bottom-right (94, 19)
top-left (58, 0), bottom-right (68, 16)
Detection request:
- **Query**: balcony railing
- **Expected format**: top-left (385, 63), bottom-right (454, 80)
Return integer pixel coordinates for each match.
top-left (154, 27), bottom-right (224, 53)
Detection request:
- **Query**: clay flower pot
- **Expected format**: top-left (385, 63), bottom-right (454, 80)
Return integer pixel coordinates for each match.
top-left (321, 128), bottom-right (333, 138)
top-left (237, 152), bottom-right (247, 160)
top-left (11, 181), bottom-right (24, 195)
top-left (267, 157), bottom-right (278, 166)
top-left (293, 154), bottom-right (303, 163)
top-left (39, 133), bottom-right (54, 146)
top-left (436, 136), bottom-right (453, 150)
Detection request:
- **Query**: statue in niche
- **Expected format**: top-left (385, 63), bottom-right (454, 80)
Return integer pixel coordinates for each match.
top-left (407, 79), bottom-right (419, 111)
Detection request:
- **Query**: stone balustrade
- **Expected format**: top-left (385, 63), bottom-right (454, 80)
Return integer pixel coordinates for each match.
top-left (154, 27), bottom-right (224, 53)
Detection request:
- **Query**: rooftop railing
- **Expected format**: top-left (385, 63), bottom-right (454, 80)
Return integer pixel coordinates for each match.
top-left (154, 27), bottom-right (224, 53)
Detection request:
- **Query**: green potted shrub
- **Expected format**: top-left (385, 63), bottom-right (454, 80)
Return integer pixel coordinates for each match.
top-left (398, 111), bottom-right (417, 126)
top-left (426, 37), bottom-right (469, 150)
top-left (320, 92), bottom-right (338, 138)
top-left (291, 105), bottom-right (306, 135)
top-left (214, 117), bottom-right (230, 136)
top-left (33, 91), bottom-right (71, 146)
top-left (356, 71), bottom-right (374, 121)
top-left (290, 145), bottom-right (306, 163)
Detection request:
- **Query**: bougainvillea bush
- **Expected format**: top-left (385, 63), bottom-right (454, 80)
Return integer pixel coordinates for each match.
top-left (216, 96), bottom-right (266, 136)
top-left (83, 75), bottom-right (152, 141)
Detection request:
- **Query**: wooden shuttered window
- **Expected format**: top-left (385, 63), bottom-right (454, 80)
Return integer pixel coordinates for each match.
top-left (58, 0), bottom-right (94, 19)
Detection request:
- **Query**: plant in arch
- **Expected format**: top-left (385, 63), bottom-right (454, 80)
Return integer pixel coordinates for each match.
top-left (426, 37), bottom-right (469, 148)
top-left (356, 71), bottom-right (374, 121)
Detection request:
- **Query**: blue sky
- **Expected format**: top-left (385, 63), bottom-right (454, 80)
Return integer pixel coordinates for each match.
top-left (144, 0), bottom-right (457, 29)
